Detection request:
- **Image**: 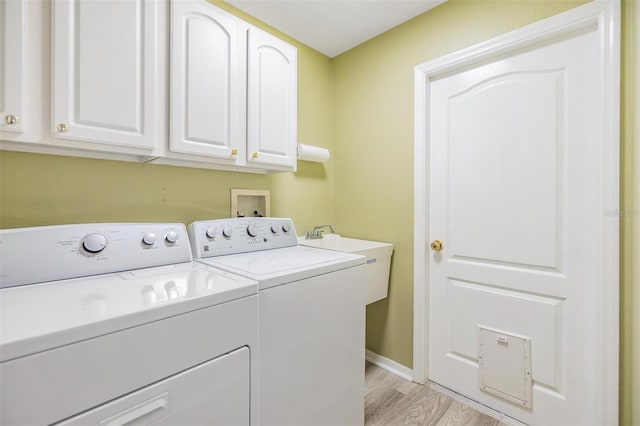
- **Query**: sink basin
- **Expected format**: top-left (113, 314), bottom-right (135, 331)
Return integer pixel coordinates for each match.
top-left (299, 235), bottom-right (393, 304)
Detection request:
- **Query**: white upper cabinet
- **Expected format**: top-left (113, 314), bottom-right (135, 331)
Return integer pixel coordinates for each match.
top-left (0, 0), bottom-right (296, 173)
top-left (247, 27), bottom-right (297, 171)
top-left (169, 0), bottom-right (245, 162)
top-left (52, 0), bottom-right (158, 150)
top-left (162, 2), bottom-right (298, 172)
top-left (0, 0), bottom-right (26, 135)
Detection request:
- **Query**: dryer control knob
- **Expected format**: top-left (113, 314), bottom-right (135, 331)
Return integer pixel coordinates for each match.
top-left (222, 226), bottom-right (233, 239)
top-left (206, 227), bottom-right (217, 239)
top-left (142, 232), bottom-right (157, 246)
top-left (247, 224), bottom-right (258, 237)
top-left (281, 223), bottom-right (291, 233)
top-left (270, 225), bottom-right (279, 234)
top-left (82, 233), bottom-right (108, 253)
top-left (165, 230), bottom-right (179, 244)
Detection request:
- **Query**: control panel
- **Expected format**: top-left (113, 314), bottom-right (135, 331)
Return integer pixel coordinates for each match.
top-left (0, 224), bottom-right (192, 289)
top-left (188, 218), bottom-right (298, 258)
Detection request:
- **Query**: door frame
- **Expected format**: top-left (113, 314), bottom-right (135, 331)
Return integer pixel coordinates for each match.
top-left (412, 1), bottom-right (620, 423)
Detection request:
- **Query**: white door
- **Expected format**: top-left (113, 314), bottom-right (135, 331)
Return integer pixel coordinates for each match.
top-left (170, 1), bottom-right (245, 161)
top-left (247, 27), bottom-right (297, 170)
top-left (52, 0), bottom-right (157, 149)
top-left (0, 0), bottom-right (25, 134)
top-left (423, 4), bottom-right (619, 425)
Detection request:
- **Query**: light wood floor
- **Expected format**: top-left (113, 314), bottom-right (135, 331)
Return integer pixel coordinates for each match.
top-left (365, 362), bottom-right (510, 426)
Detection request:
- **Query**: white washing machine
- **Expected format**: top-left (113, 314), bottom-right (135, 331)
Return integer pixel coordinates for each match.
top-left (0, 223), bottom-right (258, 425)
top-left (188, 218), bottom-right (367, 426)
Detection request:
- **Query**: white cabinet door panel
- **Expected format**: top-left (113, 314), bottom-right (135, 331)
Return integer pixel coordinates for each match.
top-left (247, 27), bottom-right (297, 170)
top-left (0, 0), bottom-right (25, 134)
top-left (170, 1), bottom-right (244, 161)
top-left (52, 0), bottom-right (157, 150)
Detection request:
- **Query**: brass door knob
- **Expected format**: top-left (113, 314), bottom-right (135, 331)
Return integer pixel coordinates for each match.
top-left (430, 240), bottom-right (443, 251)
top-left (231, 149), bottom-right (238, 156)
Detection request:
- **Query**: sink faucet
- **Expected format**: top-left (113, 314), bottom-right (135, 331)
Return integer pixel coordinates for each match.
top-left (306, 224), bottom-right (335, 239)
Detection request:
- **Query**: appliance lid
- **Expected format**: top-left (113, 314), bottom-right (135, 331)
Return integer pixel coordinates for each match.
top-left (197, 246), bottom-right (366, 290)
top-left (0, 262), bottom-right (257, 362)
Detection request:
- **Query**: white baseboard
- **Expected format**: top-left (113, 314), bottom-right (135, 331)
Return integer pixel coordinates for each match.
top-left (365, 349), bottom-right (413, 382)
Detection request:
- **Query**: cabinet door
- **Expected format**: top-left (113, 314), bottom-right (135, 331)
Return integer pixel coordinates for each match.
top-left (52, 0), bottom-right (157, 150)
top-left (0, 0), bottom-right (25, 135)
top-left (247, 27), bottom-right (297, 170)
top-left (170, 1), bottom-right (245, 161)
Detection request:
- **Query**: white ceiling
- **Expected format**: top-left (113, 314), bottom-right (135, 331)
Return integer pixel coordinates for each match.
top-left (226, 0), bottom-right (447, 57)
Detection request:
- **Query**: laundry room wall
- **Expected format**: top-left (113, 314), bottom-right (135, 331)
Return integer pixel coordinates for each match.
top-left (331, 1), bottom-right (639, 424)
top-left (2, 1), bottom-right (637, 424)
top-left (0, 0), bottom-right (334, 236)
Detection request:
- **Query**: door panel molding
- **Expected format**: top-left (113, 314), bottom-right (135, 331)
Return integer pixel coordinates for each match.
top-left (413, 1), bottom-right (619, 424)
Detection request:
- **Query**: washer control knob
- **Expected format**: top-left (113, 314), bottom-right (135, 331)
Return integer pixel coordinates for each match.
top-left (142, 232), bottom-right (157, 246)
top-left (222, 226), bottom-right (233, 239)
top-left (247, 224), bottom-right (258, 237)
top-left (165, 230), bottom-right (179, 244)
top-left (271, 225), bottom-right (279, 234)
top-left (281, 223), bottom-right (291, 234)
top-left (206, 227), bottom-right (217, 239)
top-left (82, 233), bottom-right (108, 253)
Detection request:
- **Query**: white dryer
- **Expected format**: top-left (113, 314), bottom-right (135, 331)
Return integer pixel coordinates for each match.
top-left (188, 218), bottom-right (367, 426)
top-left (0, 223), bottom-right (258, 425)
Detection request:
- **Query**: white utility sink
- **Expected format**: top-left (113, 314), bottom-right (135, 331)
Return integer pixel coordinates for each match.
top-left (298, 234), bottom-right (393, 305)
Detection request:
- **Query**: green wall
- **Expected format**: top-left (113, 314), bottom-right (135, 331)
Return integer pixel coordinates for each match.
top-left (620, 1), bottom-right (639, 425)
top-left (332, 0), bottom-right (589, 369)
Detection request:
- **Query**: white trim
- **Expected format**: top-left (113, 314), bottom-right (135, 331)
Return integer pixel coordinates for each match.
top-left (597, 2), bottom-right (621, 423)
top-left (413, 1), bottom-right (620, 424)
top-left (412, 67), bottom-right (428, 385)
top-left (365, 349), bottom-right (413, 382)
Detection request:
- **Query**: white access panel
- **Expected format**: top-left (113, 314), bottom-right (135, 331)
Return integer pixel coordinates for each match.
top-left (478, 326), bottom-right (532, 408)
top-left (58, 347), bottom-right (250, 426)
